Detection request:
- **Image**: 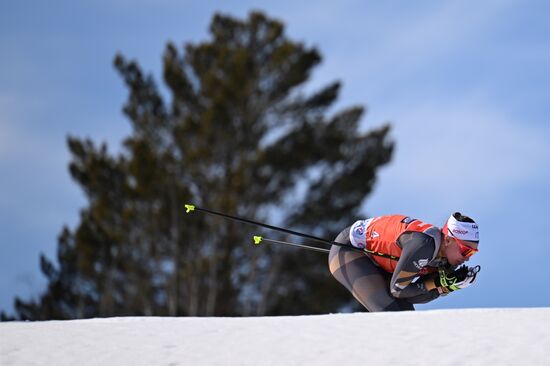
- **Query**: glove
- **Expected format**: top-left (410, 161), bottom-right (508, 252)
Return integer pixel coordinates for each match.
top-left (435, 265), bottom-right (480, 293)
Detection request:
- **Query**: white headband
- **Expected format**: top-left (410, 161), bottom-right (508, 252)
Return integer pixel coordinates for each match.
top-left (447, 215), bottom-right (479, 242)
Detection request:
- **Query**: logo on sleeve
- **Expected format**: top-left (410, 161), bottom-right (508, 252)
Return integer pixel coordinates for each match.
top-left (350, 220), bottom-right (367, 249)
top-left (413, 258), bottom-right (429, 269)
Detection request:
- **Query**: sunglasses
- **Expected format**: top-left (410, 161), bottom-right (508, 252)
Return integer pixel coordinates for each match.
top-left (448, 230), bottom-right (478, 258)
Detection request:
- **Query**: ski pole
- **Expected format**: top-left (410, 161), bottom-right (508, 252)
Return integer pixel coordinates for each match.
top-left (184, 203), bottom-right (335, 247)
top-left (184, 203), bottom-right (400, 261)
top-left (252, 236), bottom-right (330, 254)
top-left (251, 236), bottom-right (399, 261)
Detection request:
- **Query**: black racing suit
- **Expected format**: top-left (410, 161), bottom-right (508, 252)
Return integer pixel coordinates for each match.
top-left (329, 226), bottom-right (445, 311)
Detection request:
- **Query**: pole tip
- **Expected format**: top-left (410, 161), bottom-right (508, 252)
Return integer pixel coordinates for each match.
top-left (253, 236), bottom-right (263, 245)
top-left (184, 204), bottom-right (195, 213)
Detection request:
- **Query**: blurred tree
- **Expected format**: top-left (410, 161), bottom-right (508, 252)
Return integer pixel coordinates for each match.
top-left (6, 11), bottom-right (393, 320)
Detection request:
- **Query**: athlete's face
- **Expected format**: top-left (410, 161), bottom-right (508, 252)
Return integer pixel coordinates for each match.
top-left (445, 236), bottom-right (479, 266)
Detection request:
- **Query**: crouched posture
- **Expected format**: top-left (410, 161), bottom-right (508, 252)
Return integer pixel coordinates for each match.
top-left (329, 212), bottom-right (480, 312)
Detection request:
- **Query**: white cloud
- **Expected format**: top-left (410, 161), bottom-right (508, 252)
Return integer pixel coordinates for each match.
top-left (366, 93), bottom-right (549, 218)
top-left (266, 0), bottom-right (524, 115)
top-left (276, 0), bottom-right (547, 221)
top-left (359, 0), bottom-right (518, 72)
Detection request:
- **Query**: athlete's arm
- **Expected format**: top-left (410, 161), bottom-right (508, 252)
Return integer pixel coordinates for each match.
top-left (389, 232), bottom-right (440, 300)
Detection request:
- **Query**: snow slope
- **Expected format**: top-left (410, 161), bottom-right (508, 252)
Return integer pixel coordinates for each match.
top-left (1, 308), bottom-right (549, 366)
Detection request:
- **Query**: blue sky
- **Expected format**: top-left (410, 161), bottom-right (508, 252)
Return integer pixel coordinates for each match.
top-left (1, 0), bottom-right (549, 313)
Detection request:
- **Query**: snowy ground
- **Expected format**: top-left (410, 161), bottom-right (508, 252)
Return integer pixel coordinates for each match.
top-left (1, 308), bottom-right (549, 366)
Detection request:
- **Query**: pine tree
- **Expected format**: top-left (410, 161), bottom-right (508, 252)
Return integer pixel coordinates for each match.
top-left (8, 11), bottom-right (393, 319)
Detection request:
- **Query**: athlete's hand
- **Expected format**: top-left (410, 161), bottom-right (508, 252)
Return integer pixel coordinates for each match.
top-left (435, 265), bottom-right (480, 293)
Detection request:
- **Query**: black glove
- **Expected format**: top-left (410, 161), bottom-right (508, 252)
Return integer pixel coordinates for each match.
top-left (435, 265), bottom-right (480, 293)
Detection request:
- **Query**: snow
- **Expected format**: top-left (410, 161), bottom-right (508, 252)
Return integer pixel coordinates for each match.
top-left (2, 308), bottom-right (549, 366)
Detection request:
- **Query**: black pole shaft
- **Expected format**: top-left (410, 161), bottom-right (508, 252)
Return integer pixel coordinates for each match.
top-left (189, 205), bottom-right (336, 247)
top-left (185, 204), bottom-right (400, 261)
top-left (259, 238), bottom-right (330, 253)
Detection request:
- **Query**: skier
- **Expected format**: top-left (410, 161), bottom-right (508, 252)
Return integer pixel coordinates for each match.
top-left (329, 212), bottom-right (480, 311)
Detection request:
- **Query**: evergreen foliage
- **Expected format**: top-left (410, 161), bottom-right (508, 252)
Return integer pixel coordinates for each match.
top-left (6, 11), bottom-right (393, 319)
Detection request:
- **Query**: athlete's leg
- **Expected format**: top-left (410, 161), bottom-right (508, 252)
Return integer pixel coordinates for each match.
top-left (329, 227), bottom-right (415, 312)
